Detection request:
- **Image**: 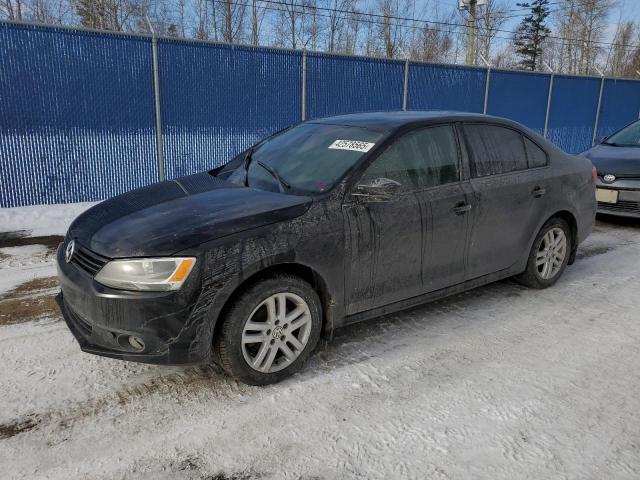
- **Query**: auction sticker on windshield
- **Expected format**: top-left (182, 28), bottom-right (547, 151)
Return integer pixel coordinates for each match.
top-left (328, 139), bottom-right (376, 152)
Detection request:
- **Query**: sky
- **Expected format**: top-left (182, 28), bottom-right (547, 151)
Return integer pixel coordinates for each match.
top-left (432, 0), bottom-right (640, 63)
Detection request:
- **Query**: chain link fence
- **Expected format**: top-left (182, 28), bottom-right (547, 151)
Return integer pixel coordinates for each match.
top-left (2, 20), bottom-right (640, 207)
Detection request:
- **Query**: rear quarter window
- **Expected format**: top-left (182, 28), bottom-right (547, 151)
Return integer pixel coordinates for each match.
top-left (465, 124), bottom-right (528, 177)
top-left (524, 137), bottom-right (548, 168)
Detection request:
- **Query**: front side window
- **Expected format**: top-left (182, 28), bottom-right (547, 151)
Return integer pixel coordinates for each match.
top-left (465, 124), bottom-right (528, 177)
top-left (217, 123), bottom-right (386, 195)
top-left (604, 120), bottom-right (640, 146)
top-left (360, 125), bottom-right (460, 191)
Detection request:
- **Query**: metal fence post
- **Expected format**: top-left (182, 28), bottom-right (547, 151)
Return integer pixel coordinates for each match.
top-left (147, 17), bottom-right (165, 181)
top-left (543, 62), bottom-right (554, 139)
top-left (403, 59), bottom-right (409, 111)
top-left (592, 68), bottom-right (605, 146)
top-left (479, 55), bottom-right (490, 115)
top-left (301, 50), bottom-right (307, 121)
top-left (483, 68), bottom-right (491, 114)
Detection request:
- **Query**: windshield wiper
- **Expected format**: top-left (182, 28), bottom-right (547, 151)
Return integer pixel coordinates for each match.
top-left (242, 146), bottom-right (291, 192)
top-left (257, 160), bottom-right (291, 192)
top-left (243, 147), bottom-right (255, 186)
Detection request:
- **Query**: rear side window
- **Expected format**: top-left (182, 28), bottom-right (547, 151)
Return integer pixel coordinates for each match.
top-left (465, 124), bottom-right (528, 177)
top-left (362, 125), bottom-right (459, 191)
top-left (524, 137), bottom-right (548, 168)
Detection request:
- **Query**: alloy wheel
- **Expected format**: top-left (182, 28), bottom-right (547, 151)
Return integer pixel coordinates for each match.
top-left (241, 292), bottom-right (312, 373)
top-left (536, 227), bottom-right (567, 280)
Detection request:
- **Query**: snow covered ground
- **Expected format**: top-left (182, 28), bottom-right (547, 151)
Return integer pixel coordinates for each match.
top-left (0, 204), bottom-right (639, 480)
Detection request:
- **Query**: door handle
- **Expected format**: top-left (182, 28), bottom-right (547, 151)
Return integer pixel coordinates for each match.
top-left (453, 202), bottom-right (472, 215)
top-left (532, 186), bottom-right (546, 198)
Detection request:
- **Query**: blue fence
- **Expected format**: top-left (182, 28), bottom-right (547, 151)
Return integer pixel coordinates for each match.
top-left (408, 63), bottom-right (486, 113)
top-left (0, 23), bottom-right (158, 207)
top-left (1, 21), bottom-right (640, 207)
top-left (486, 70), bottom-right (550, 134)
top-left (306, 53), bottom-right (404, 119)
top-left (158, 40), bottom-right (302, 179)
top-left (596, 79), bottom-right (640, 140)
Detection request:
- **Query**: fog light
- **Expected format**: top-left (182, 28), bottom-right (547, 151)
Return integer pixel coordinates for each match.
top-left (127, 336), bottom-right (145, 352)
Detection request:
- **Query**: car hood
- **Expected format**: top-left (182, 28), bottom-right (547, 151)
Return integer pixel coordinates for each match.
top-left (582, 144), bottom-right (640, 176)
top-left (67, 172), bottom-right (312, 258)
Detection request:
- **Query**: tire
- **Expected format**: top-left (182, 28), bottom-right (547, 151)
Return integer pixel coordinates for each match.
top-left (213, 274), bottom-right (322, 385)
top-left (516, 217), bottom-right (572, 289)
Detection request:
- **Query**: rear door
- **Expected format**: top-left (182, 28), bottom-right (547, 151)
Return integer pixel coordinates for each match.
top-left (343, 124), bottom-right (469, 314)
top-left (461, 123), bottom-right (550, 280)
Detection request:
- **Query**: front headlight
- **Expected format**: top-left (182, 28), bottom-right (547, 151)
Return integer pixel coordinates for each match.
top-left (94, 257), bottom-right (196, 291)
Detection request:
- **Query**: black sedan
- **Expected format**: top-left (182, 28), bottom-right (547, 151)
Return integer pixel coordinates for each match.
top-left (57, 111), bottom-right (596, 385)
top-left (583, 119), bottom-right (640, 218)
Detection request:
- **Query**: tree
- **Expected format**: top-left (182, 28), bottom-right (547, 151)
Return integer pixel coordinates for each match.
top-left (575, 0), bottom-right (613, 75)
top-left (411, 22), bottom-right (452, 62)
top-left (378, 0), bottom-right (410, 58)
top-left (74, 0), bottom-right (145, 31)
top-left (607, 21), bottom-right (634, 76)
top-left (513, 0), bottom-right (550, 71)
top-left (216, 0), bottom-right (246, 44)
top-left (551, 0), bottom-right (613, 75)
top-left (0, 0), bottom-right (23, 20)
top-left (338, 7), bottom-right (361, 54)
top-left (606, 20), bottom-right (640, 78)
top-left (250, 0), bottom-right (267, 45)
top-left (476, 0), bottom-right (509, 64)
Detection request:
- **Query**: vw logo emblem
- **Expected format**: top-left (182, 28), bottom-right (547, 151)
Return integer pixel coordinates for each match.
top-left (65, 240), bottom-right (75, 263)
top-left (272, 326), bottom-right (284, 339)
top-left (603, 174), bottom-right (616, 183)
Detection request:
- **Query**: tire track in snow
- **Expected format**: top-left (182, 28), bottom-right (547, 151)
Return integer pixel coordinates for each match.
top-left (0, 363), bottom-right (248, 440)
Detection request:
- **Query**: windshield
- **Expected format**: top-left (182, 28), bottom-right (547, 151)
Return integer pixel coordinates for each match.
top-left (604, 120), bottom-right (640, 147)
top-left (219, 123), bottom-right (386, 195)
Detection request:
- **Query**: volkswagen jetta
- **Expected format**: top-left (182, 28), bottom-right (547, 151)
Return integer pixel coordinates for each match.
top-left (57, 111), bottom-right (596, 385)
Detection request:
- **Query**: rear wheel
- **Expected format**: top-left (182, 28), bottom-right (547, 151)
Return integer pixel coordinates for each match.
top-left (213, 274), bottom-right (322, 385)
top-left (517, 217), bottom-right (572, 289)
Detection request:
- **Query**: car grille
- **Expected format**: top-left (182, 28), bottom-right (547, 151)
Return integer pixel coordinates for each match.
top-left (70, 243), bottom-right (109, 276)
top-left (598, 200), bottom-right (640, 214)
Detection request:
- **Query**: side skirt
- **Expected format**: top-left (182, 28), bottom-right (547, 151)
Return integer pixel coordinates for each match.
top-left (339, 266), bottom-right (523, 328)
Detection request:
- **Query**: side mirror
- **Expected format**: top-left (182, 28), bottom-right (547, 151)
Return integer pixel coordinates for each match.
top-left (352, 177), bottom-right (401, 202)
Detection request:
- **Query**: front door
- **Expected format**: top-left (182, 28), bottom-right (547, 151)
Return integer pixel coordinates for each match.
top-left (344, 124), bottom-right (470, 315)
top-left (343, 188), bottom-right (424, 315)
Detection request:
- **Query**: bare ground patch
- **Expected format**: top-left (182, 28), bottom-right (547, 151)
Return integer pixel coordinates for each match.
top-left (0, 230), bottom-right (63, 255)
top-left (0, 276), bottom-right (60, 326)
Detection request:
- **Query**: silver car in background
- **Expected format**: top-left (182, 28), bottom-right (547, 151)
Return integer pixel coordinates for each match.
top-left (583, 119), bottom-right (640, 218)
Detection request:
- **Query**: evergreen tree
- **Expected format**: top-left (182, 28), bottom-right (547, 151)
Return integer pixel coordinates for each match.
top-left (514, 0), bottom-right (551, 71)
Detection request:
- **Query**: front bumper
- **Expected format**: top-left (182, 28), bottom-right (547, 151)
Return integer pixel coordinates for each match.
top-left (56, 243), bottom-right (210, 365)
top-left (595, 178), bottom-right (640, 218)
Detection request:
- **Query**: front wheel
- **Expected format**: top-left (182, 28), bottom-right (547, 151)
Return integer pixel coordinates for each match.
top-left (516, 217), bottom-right (572, 289)
top-left (213, 274), bottom-right (322, 385)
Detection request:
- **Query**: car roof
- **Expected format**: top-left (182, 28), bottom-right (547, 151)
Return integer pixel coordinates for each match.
top-left (307, 110), bottom-right (509, 130)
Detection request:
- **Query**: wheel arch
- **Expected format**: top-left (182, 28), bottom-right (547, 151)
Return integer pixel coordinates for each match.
top-left (211, 261), bottom-right (334, 344)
